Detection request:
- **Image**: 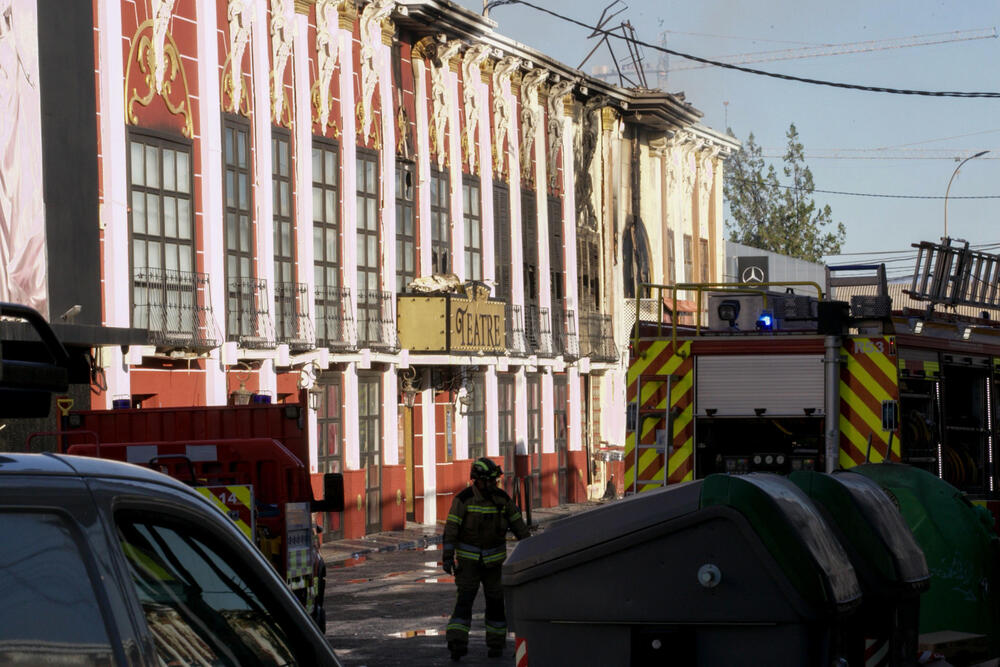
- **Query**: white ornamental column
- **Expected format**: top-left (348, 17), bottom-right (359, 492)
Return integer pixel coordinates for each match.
top-left (339, 3), bottom-right (361, 471)
top-left (252, 0), bottom-right (276, 396)
top-left (97, 0), bottom-right (130, 407)
top-left (196, 0), bottom-right (226, 405)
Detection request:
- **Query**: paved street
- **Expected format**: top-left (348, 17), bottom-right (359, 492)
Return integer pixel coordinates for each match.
top-left (320, 501), bottom-right (602, 666)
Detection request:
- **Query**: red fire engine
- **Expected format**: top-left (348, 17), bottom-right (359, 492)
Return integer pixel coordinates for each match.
top-left (626, 240), bottom-right (1000, 515)
top-left (51, 403), bottom-right (343, 626)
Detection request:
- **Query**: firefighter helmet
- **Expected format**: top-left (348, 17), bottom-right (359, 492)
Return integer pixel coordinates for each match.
top-left (470, 457), bottom-right (503, 480)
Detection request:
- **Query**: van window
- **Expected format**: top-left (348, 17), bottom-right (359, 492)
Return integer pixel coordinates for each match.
top-left (0, 512), bottom-right (114, 665)
top-left (117, 513), bottom-right (299, 666)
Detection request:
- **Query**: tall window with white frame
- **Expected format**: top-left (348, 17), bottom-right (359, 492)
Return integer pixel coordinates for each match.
top-left (223, 118), bottom-right (253, 341)
top-left (466, 372), bottom-right (486, 460)
top-left (699, 238), bottom-right (710, 282)
top-left (493, 184), bottom-right (511, 301)
top-left (521, 190), bottom-right (539, 349)
top-left (430, 169), bottom-right (450, 275)
top-left (313, 140), bottom-right (340, 347)
top-left (128, 133), bottom-right (194, 332)
top-left (462, 176), bottom-right (482, 282)
top-left (396, 163), bottom-right (416, 293)
top-left (667, 230), bottom-right (676, 285)
top-left (272, 130), bottom-right (295, 342)
top-left (356, 150), bottom-right (380, 346)
top-left (683, 234), bottom-right (693, 283)
top-left (577, 229), bottom-right (599, 313)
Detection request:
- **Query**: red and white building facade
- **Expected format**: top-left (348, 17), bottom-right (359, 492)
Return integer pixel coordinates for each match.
top-left (73, 0), bottom-right (737, 538)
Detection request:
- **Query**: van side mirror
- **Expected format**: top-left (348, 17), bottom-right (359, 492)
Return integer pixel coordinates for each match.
top-left (311, 472), bottom-right (344, 513)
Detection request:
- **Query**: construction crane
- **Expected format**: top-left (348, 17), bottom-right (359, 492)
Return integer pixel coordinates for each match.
top-left (593, 27), bottom-right (997, 88)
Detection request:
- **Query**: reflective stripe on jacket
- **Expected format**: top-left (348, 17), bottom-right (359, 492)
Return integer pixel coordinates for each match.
top-left (442, 484), bottom-right (530, 566)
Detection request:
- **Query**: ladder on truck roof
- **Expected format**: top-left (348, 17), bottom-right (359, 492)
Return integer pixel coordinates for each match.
top-left (909, 238), bottom-right (1000, 310)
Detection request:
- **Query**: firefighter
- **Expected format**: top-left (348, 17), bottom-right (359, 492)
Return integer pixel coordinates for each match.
top-left (442, 457), bottom-right (530, 661)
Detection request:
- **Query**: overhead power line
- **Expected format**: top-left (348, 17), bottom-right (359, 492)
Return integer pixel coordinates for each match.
top-left (760, 148), bottom-right (1000, 160)
top-left (731, 175), bottom-right (1000, 199)
top-left (663, 28), bottom-right (998, 72)
top-left (493, 0), bottom-right (1000, 98)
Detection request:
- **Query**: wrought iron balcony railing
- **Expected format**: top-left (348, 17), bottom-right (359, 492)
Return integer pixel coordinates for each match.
top-left (505, 303), bottom-right (527, 356)
top-left (315, 285), bottom-right (357, 351)
top-left (132, 268), bottom-right (221, 349)
top-left (226, 277), bottom-right (275, 349)
top-left (537, 306), bottom-right (553, 357)
top-left (524, 304), bottom-right (540, 354)
top-left (275, 282), bottom-right (315, 352)
top-left (358, 290), bottom-right (398, 352)
top-left (558, 307), bottom-right (580, 360)
top-left (580, 311), bottom-right (618, 362)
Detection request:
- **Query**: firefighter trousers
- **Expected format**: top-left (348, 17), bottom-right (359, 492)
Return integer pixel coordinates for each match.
top-left (446, 558), bottom-right (507, 651)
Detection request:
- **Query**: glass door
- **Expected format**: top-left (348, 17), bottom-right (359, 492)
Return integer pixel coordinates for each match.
top-left (359, 375), bottom-right (382, 534)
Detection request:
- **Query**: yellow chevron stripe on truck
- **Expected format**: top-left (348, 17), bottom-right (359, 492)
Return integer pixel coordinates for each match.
top-left (840, 337), bottom-right (900, 468)
top-left (626, 340), bottom-right (694, 492)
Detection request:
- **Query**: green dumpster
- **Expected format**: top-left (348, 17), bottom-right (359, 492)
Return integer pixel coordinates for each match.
top-left (854, 462), bottom-right (1000, 656)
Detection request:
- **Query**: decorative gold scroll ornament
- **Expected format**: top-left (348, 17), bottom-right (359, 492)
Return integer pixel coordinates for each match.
top-left (221, 0), bottom-right (253, 117)
top-left (460, 44), bottom-right (490, 175)
top-left (356, 0), bottom-right (395, 147)
top-left (490, 56), bottom-right (519, 178)
top-left (519, 68), bottom-right (547, 184)
top-left (125, 11), bottom-right (194, 137)
top-left (311, 0), bottom-right (342, 137)
top-left (270, 0), bottom-right (295, 128)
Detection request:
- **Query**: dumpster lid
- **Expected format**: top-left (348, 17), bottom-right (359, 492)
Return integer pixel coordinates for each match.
top-left (503, 481), bottom-right (702, 584)
top-left (821, 471), bottom-right (930, 586)
top-left (701, 474), bottom-right (862, 610)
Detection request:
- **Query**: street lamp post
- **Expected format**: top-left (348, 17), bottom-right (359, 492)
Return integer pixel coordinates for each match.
top-left (944, 150), bottom-right (989, 238)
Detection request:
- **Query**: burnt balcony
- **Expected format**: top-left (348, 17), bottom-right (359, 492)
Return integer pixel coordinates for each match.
top-left (505, 303), bottom-right (527, 356)
top-left (358, 290), bottom-right (398, 352)
top-left (315, 285), bottom-right (357, 351)
top-left (524, 305), bottom-right (554, 357)
top-left (132, 268), bottom-right (220, 350)
top-left (275, 282), bottom-right (315, 352)
top-left (226, 277), bottom-right (275, 349)
top-left (580, 312), bottom-right (618, 362)
top-left (553, 306), bottom-right (580, 360)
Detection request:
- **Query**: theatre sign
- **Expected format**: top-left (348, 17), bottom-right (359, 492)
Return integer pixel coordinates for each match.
top-left (397, 284), bottom-right (506, 354)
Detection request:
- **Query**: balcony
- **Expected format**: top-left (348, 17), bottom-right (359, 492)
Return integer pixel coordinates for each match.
top-left (358, 290), bottom-right (398, 352)
top-left (553, 306), bottom-right (580, 360)
top-left (315, 285), bottom-right (357, 351)
top-left (226, 277), bottom-right (275, 349)
top-left (505, 303), bottom-right (527, 356)
top-left (580, 312), bottom-right (618, 362)
top-left (132, 268), bottom-right (221, 350)
top-left (524, 305), bottom-right (553, 356)
top-left (275, 282), bottom-right (314, 352)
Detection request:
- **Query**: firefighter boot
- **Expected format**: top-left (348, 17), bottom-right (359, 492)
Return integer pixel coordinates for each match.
top-left (448, 641), bottom-right (468, 662)
top-left (487, 647), bottom-right (503, 658)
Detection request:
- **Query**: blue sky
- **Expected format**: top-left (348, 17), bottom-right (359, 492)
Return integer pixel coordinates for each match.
top-left (456, 0), bottom-right (1000, 277)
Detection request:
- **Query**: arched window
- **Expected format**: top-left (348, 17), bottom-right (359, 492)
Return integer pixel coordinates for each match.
top-left (623, 217), bottom-right (651, 298)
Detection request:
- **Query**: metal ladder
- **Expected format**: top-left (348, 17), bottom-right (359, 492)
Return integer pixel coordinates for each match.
top-left (630, 372), bottom-right (677, 494)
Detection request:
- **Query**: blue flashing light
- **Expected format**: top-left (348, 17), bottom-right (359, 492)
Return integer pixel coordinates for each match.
top-left (756, 311), bottom-right (774, 331)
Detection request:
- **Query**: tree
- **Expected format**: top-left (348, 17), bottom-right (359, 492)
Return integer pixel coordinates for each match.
top-left (724, 124), bottom-right (845, 262)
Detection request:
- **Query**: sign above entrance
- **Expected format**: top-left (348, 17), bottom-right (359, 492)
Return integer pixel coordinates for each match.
top-left (397, 283), bottom-right (507, 354)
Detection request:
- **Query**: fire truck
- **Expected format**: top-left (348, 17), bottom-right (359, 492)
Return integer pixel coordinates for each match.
top-left (47, 403), bottom-right (344, 627)
top-left (626, 239), bottom-right (1000, 511)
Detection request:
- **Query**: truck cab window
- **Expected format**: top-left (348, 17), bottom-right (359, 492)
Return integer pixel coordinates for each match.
top-left (116, 513), bottom-right (301, 666)
top-left (0, 512), bottom-right (114, 665)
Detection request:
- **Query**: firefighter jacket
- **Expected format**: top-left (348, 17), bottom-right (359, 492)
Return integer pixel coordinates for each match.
top-left (443, 484), bottom-right (530, 567)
